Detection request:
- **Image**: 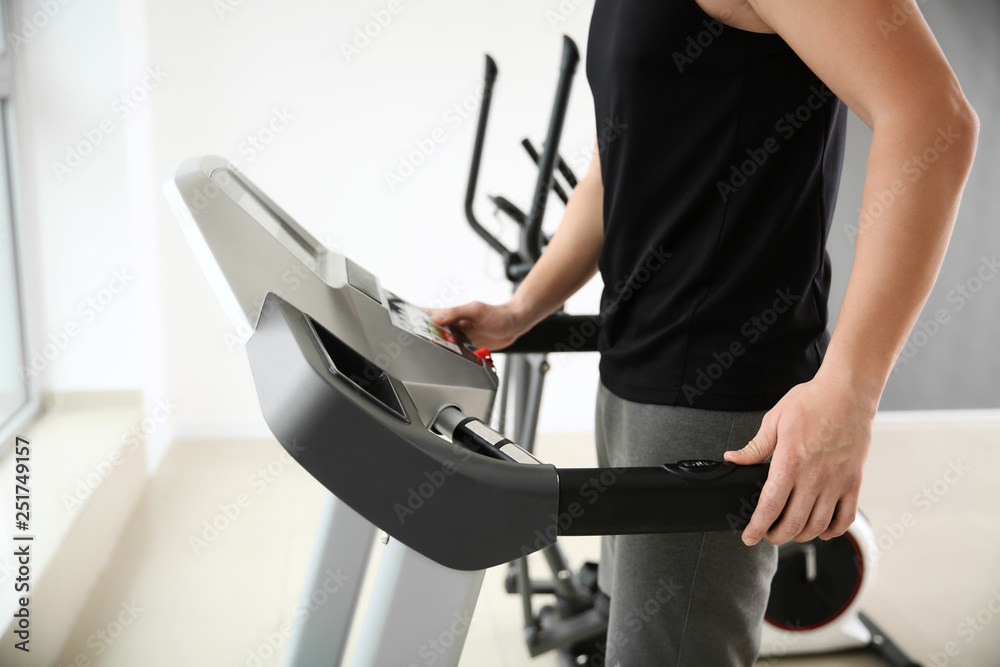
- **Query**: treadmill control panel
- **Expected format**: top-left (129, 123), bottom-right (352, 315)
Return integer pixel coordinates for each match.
top-left (385, 292), bottom-right (481, 363)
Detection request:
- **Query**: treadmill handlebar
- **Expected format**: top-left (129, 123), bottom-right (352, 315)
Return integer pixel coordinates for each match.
top-left (434, 406), bottom-right (542, 465)
top-left (557, 462), bottom-right (770, 535)
top-left (434, 407), bottom-right (770, 536)
top-left (499, 313), bottom-right (600, 354)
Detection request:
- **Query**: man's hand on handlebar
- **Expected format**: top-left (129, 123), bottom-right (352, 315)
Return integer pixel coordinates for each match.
top-left (429, 301), bottom-right (525, 351)
top-left (723, 369), bottom-right (875, 547)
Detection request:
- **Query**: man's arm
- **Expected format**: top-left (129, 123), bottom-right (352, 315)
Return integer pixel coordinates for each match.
top-left (430, 142), bottom-right (604, 349)
top-left (724, 0), bottom-right (979, 545)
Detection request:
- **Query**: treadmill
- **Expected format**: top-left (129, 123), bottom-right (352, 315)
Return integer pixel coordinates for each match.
top-left (163, 155), bottom-right (771, 666)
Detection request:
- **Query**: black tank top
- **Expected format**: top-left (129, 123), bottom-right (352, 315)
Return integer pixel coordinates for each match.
top-left (586, 0), bottom-right (848, 410)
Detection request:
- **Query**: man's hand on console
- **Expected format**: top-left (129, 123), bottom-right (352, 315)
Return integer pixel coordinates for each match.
top-left (429, 301), bottom-right (525, 352)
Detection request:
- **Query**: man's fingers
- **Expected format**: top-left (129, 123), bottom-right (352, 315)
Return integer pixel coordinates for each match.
top-left (430, 302), bottom-right (483, 326)
top-left (428, 307), bottom-right (456, 325)
top-left (723, 438), bottom-right (770, 464)
top-left (820, 492), bottom-right (859, 540)
top-left (725, 417), bottom-right (777, 465)
top-left (430, 306), bottom-right (470, 326)
top-left (790, 493), bottom-right (839, 543)
top-left (741, 477), bottom-right (791, 546)
top-left (761, 485), bottom-right (817, 545)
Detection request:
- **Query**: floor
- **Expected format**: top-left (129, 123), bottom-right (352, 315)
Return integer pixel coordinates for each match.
top-left (54, 414), bottom-right (1000, 667)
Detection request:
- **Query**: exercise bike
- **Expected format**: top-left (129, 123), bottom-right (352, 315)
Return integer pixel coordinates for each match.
top-left (463, 35), bottom-right (921, 667)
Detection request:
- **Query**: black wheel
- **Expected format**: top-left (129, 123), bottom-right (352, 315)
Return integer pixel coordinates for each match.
top-left (765, 531), bottom-right (865, 632)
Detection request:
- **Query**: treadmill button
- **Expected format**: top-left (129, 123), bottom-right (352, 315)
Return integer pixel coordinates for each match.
top-left (662, 460), bottom-right (736, 483)
top-left (473, 347), bottom-right (494, 366)
top-left (677, 459), bottom-right (722, 471)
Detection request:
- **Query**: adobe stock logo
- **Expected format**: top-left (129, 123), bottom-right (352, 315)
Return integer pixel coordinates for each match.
top-left (672, 19), bottom-right (726, 73)
top-left (715, 85), bottom-right (834, 203)
top-left (681, 287), bottom-right (798, 404)
top-left (52, 66), bottom-right (168, 182)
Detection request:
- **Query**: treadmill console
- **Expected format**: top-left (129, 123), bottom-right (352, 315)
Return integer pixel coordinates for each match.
top-left (163, 155), bottom-right (497, 426)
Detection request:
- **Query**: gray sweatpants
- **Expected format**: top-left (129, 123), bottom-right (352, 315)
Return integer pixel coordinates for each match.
top-left (594, 381), bottom-right (778, 667)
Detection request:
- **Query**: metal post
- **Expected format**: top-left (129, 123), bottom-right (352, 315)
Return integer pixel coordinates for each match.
top-left (350, 539), bottom-right (485, 667)
top-left (518, 353), bottom-right (550, 453)
top-left (285, 494), bottom-right (376, 667)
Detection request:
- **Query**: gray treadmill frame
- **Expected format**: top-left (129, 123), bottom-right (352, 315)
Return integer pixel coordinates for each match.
top-left (164, 156), bottom-right (532, 667)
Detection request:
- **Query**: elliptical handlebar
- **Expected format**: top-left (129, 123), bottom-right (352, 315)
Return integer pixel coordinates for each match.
top-left (521, 35), bottom-right (579, 265)
top-left (465, 36), bottom-right (581, 283)
top-left (464, 54), bottom-right (513, 263)
top-left (521, 139), bottom-right (570, 206)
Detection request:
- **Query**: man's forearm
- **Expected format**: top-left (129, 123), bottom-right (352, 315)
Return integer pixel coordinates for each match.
top-left (508, 171), bottom-right (604, 331)
top-left (817, 103), bottom-right (979, 409)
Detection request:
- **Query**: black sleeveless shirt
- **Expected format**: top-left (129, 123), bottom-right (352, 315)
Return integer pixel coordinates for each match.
top-left (587, 0), bottom-right (848, 410)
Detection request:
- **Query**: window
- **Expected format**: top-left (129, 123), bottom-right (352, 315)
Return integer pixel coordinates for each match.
top-left (0, 0), bottom-right (37, 452)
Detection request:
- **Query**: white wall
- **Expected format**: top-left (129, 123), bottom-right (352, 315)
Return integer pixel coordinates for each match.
top-left (12, 0), bottom-right (168, 466)
top-left (146, 0), bottom-right (603, 437)
top-left (13, 0), bottom-right (136, 391)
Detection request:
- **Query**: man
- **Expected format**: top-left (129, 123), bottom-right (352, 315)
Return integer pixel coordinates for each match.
top-left (431, 0), bottom-right (978, 663)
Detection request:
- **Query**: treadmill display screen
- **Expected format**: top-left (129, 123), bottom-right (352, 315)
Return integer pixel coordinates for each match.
top-left (386, 293), bottom-right (463, 355)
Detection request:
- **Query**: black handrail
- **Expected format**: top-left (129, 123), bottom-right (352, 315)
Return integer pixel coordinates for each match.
top-left (521, 36), bottom-right (580, 264)
top-left (521, 139), bottom-right (570, 205)
top-left (464, 37), bottom-right (581, 282)
top-left (521, 138), bottom-right (579, 205)
top-left (464, 55), bottom-right (513, 262)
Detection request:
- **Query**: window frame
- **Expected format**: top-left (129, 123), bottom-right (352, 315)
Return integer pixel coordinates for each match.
top-left (0, 0), bottom-right (40, 457)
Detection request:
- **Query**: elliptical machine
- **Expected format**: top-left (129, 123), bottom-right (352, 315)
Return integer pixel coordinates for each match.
top-left (464, 35), bottom-right (921, 667)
